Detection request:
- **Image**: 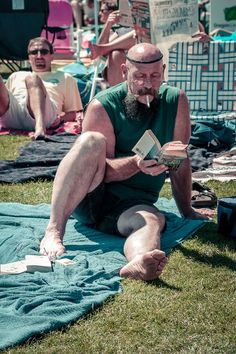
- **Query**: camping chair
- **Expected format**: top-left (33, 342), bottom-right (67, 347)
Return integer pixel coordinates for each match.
top-left (0, 0), bottom-right (49, 71)
top-left (168, 41), bottom-right (236, 129)
top-left (41, 0), bottom-right (75, 59)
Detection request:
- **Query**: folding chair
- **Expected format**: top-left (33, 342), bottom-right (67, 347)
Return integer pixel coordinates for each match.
top-left (168, 41), bottom-right (236, 124)
top-left (41, 0), bottom-right (75, 59)
top-left (0, 0), bottom-right (49, 71)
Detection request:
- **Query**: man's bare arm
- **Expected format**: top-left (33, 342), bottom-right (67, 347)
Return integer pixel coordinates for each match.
top-left (90, 31), bottom-right (136, 59)
top-left (97, 10), bottom-right (120, 45)
top-left (83, 99), bottom-right (142, 181)
top-left (169, 91), bottom-right (211, 219)
top-left (169, 91), bottom-right (194, 217)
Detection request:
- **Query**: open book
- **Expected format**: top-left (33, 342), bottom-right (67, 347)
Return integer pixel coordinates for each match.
top-left (132, 129), bottom-right (188, 170)
top-left (0, 255), bottom-right (76, 275)
top-left (0, 255), bottom-right (52, 275)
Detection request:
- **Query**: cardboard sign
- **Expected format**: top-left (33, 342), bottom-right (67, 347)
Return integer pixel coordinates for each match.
top-left (150, 0), bottom-right (198, 44)
top-left (129, 0), bottom-right (151, 43)
top-left (128, 0), bottom-right (198, 44)
top-left (210, 0), bottom-right (236, 32)
top-left (119, 0), bottom-right (133, 27)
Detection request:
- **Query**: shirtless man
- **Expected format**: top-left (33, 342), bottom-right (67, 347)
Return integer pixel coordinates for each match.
top-left (40, 43), bottom-right (208, 281)
top-left (89, 1), bottom-right (136, 86)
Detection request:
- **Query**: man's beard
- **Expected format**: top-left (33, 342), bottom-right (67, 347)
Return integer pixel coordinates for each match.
top-left (123, 90), bottom-right (160, 121)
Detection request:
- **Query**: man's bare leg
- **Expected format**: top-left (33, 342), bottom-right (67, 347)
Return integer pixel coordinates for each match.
top-left (0, 75), bottom-right (10, 117)
top-left (40, 132), bottom-right (107, 258)
top-left (118, 205), bottom-right (167, 281)
top-left (107, 50), bottom-right (126, 86)
top-left (25, 73), bottom-right (49, 140)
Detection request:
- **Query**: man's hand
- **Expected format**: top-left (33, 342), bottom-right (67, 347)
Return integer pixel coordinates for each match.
top-left (137, 157), bottom-right (169, 176)
top-left (40, 230), bottom-right (66, 258)
top-left (106, 10), bottom-right (121, 26)
top-left (183, 207), bottom-right (215, 220)
top-left (192, 31), bottom-right (212, 43)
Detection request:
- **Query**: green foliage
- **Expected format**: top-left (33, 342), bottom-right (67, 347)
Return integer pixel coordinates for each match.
top-left (1, 136), bottom-right (236, 354)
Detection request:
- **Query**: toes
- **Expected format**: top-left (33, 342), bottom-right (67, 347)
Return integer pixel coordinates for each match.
top-left (120, 251), bottom-right (167, 281)
top-left (150, 249), bottom-right (166, 260)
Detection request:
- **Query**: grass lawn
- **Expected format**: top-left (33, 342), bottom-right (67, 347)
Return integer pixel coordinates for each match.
top-left (1, 135), bottom-right (236, 354)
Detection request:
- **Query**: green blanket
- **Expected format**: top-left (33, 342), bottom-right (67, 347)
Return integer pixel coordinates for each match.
top-left (0, 200), bottom-right (205, 349)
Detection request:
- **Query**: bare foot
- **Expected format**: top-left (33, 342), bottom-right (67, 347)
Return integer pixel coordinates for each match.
top-left (30, 130), bottom-right (46, 140)
top-left (40, 231), bottom-right (66, 258)
top-left (120, 249), bottom-right (167, 281)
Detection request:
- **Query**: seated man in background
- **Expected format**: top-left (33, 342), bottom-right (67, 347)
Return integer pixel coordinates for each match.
top-left (0, 37), bottom-right (83, 140)
top-left (89, 0), bottom-right (136, 86)
top-left (40, 43), bottom-right (210, 281)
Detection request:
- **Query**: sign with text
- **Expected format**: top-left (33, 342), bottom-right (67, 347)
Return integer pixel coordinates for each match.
top-left (149, 0), bottom-right (198, 44)
top-left (119, 0), bottom-right (133, 27)
top-left (129, 0), bottom-right (151, 42)
top-left (210, 0), bottom-right (236, 32)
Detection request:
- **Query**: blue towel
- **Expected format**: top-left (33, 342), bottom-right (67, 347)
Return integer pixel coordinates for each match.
top-left (0, 200), bottom-right (204, 349)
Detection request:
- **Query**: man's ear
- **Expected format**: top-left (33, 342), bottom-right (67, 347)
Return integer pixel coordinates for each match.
top-left (162, 64), bottom-right (166, 82)
top-left (121, 63), bottom-right (128, 79)
top-left (163, 64), bottom-right (166, 75)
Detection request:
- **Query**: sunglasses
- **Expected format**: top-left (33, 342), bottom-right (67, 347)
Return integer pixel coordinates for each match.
top-left (28, 49), bottom-right (50, 56)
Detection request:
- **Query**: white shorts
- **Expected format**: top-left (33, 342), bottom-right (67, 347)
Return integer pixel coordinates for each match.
top-left (0, 92), bottom-right (58, 131)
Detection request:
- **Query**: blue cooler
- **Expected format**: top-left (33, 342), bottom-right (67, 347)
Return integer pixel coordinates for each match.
top-left (217, 197), bottom-right (236, 238)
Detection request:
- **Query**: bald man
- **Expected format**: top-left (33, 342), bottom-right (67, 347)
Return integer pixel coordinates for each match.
top-left (40, 43), bottom-right (208, 281)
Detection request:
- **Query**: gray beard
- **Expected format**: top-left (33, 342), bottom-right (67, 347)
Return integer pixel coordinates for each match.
top-left (123, 93), bottom-right (160, 121)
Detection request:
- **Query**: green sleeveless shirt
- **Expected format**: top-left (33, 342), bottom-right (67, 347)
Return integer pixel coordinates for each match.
top-left (95, 82), bottom-right (180, 203)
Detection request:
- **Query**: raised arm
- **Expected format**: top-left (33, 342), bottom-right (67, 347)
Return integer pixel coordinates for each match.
top-left (97, 10), bottom-right (120, 44)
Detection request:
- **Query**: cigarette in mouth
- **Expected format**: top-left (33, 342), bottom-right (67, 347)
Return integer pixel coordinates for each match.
top-left (146, 95), bottom-right (150, 108)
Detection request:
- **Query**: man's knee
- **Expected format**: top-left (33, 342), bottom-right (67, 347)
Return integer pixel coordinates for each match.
top-left (133, 209), bottom-right (165, 232)
top-left (110, 50), bottom-right (125, 63)
top-left (72, 131), bottom-right (107, 157)
top-left (0, 76), bottom-right (10, 116)
top-left (118, 205), bottom-right (166, 236)
top-left (25, 73), bottom-right (45, 92)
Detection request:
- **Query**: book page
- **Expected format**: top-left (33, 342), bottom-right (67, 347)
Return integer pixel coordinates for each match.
top-left (146, 130), bottom-right (162, 150)
top-left (162, 141), bottom-right (188, 156)
top-left (0, 261), bottom-right (27, 275)
top-left (132, 130), bottom-right (155, 158)
top-left (25, 255), bottom-right (52, 272)
top-left (132, 130), bottom-right (161, 159)
top-left (55, 258), bottom-right (76, 266)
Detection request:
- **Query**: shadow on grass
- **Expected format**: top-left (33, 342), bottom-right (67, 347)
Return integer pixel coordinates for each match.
top-left (148, 278), bottom-right (182, 291)
top-left (177, 222), bottom-right (236, 271)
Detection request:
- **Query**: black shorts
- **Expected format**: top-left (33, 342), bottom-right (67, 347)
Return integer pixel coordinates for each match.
top-left (72, 183), bottom-right (154, 235)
